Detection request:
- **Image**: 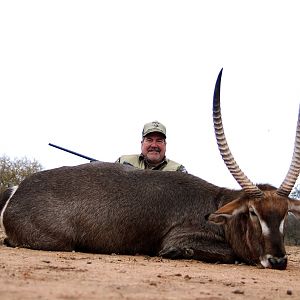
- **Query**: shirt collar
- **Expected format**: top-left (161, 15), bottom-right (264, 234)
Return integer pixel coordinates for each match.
top-left (139, 154), bottom-right (167, 170)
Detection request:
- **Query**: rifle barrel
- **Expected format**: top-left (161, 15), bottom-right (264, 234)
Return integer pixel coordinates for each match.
top-left (48, 143), bottom-right (98, 162)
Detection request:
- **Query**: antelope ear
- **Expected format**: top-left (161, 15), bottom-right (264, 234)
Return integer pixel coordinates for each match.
top-left (207, 198), bottom-right (249, 225)
top-left (288, 198), bottom-right (300, 219)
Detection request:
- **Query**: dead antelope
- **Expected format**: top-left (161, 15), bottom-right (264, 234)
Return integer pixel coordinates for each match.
top-left (1, 69), bottom-right (300, 270)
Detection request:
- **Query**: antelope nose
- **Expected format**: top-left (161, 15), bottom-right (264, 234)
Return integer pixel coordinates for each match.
top-left (268, 256), bottom-right (287, 270)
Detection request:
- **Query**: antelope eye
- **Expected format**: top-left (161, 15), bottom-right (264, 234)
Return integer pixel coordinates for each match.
top-left (249, 208), bottom-right (257, 217)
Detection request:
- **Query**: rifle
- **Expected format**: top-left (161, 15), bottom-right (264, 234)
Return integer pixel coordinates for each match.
top-left (48, 143), bottom-right (98, 162)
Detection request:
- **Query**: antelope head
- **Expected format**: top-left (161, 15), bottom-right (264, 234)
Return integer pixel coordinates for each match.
top-left (208, 69), bottom-right (300, 270)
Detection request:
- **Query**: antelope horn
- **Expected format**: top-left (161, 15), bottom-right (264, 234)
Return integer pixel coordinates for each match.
top-left (277, 106), bottom-right (300, 197)
top-left (213, 69), bottom-right (263, 198)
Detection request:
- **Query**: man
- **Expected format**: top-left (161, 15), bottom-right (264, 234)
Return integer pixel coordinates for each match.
top-left (116, 121), bottom-right (187, 172)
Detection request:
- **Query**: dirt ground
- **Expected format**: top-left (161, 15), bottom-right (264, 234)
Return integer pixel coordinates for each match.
top-left (1, 229), bottom-right (300, 300)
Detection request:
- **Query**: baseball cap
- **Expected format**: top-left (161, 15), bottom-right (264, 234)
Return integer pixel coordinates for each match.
top-left (142, 121), bottom-right (166, 138)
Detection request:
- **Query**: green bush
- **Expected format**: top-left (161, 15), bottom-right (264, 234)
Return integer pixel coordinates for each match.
top-left (0, 155), bottom-right (43, 193)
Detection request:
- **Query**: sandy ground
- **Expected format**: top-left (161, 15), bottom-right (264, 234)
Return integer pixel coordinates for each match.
top-left (1, 228), bottom-right (300, 300)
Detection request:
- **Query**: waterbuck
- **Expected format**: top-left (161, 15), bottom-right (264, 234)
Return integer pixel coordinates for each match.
top-left (1, 70), bottom-right (300, 270)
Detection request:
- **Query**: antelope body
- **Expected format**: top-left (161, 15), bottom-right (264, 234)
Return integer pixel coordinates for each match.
top-left (1, 70), bottom-right (300, 270)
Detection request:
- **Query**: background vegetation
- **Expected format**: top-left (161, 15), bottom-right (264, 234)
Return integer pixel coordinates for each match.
top-left (0, 155), bottom-right (43, 193)
top-left (285, 184), bottom-right (300, 245)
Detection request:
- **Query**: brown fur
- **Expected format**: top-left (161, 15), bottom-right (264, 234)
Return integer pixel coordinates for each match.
top-left (1, 162), bottom-right (299, 270)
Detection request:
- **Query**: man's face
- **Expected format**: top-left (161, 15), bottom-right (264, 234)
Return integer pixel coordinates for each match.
top-left (141, 132), bottom-right (166, 165)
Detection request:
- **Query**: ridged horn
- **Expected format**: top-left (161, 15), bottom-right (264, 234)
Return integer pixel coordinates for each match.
top-left (277, 106), bottom-right (300, 197)
top-left (213, 69), bottom-right (263, 198)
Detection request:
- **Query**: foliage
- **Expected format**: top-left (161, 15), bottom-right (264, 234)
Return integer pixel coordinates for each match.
top-left (0, 155), bottom-right (43, 193)
top-left (290, 183), bottom-right (300, 200)
top-left (285, 182), bottom-right (300, 246)
top-left (285, 213), bottom-right (300, 246)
